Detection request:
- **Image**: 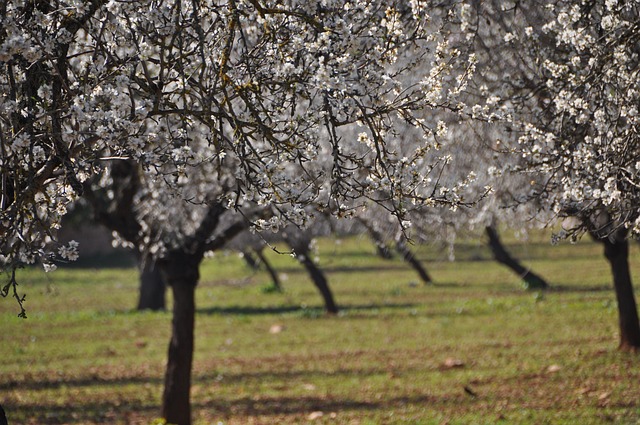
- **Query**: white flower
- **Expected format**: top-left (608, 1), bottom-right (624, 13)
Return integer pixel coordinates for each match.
top-left (601, 15), bottom-right (616, 31)
top-left (43, 263), bottom-right (57, 273)
top-left (11, 133), bottom-right (30, 152)
top-left (436, 121), bottom-right (447, 137)
top-left (58, 241), bottom-right (79, 261)
top-left (504, 32), bottom-right (516, 43)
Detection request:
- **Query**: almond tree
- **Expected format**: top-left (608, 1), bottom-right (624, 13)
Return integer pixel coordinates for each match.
top-left (355, 213), bottom-right (434, 284)
top-left (227, 216), bottom-right (339, 311)
top-left (520, 0), bottom-right (640, 349)
top-left (464, 0), bottom-right (640, 349)
top-left (83, 154), bottom-right (259, 424)
top-left (349, 109), bottom-right (550, 290)
top-left (231, 232), bottom-right (283, 291)
top-left (0, 1), bottom-right (479, 423)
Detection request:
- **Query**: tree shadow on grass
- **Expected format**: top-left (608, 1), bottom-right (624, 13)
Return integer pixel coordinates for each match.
top-left (265, 263), bottom-right (416, 274)
top-left (547, 284), bottom-right (612, 293)
top-left (5, 370), bottom-right (458, 424)
top-left (193, 394), bottom-right (442, 417)
top-left (7, 393), bottom-right (459, 424)
top-left (195, 362), bottom-right (428, 385)
top-left (197, 302), bottom-right (418, 316)
top-left (0, 374), bottom-right (164, 392)
top-left (2, 357), bottom-right (428, 393)
top-left (2, 400), bottom-right (158, 425)
top-left (4, 346), bottom-right (487, 424)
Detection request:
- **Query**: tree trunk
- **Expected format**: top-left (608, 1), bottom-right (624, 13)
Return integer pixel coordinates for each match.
top-left (370, 232), bottom-right (393, 260)
top-left (241, 250), bottom-right (260, 270)
top-left (601, 233), bottom-right (640, 350)
top-left (298, 253), bottom-right (338, 314)
top-left (373, 240), bottom-right (393, 260)
top-left (137, 259), bottom-right (166, 311)
top-left (356, 217), bottom-right (393, 259)
top-left (485, 226), bottom-right (548, 290)
top-left (255, 248), bottom-right (282, 291)
top-left (159, 253), bottom-right (200, 425)
top-left (0, 403), bottom-right (7, 425)
top-left (285, 234), bottom-right (339, 314)
top-left (395, 239), bottom-right (432, 284)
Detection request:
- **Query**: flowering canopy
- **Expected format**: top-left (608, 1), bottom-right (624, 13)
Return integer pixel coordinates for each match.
top-left (0, 0), bottom-right (478, 314)
top-left (467, 0), bottom-right (640, 238)
top-left (529, 1), bottom-right (640, 237)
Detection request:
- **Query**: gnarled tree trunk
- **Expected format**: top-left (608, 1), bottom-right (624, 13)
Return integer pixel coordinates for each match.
top-left (485, 226), bottom-right (548, 290)
top-left (159, 252), bottom-right (200, 425)
top-left (600, 231), bottom-right (640, 350)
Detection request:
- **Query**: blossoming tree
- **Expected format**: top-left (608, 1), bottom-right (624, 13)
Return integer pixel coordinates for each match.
top-left (1, 0), bottom-right (479, 423)
top-left (463, 0), bottom-right (640, 349)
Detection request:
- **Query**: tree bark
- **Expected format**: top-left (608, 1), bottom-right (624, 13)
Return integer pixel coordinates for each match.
top-left (485, 226), bottom-right (548, 290)
top-left (255, 248), bottom-right (282, 291)
top-left (154, 210), bottom-right (249, 424)
top-left (371, 232), bottom-right (393, 260)
top-left (298, 252), bottom-right (339, 314)
top-left (395, 239), bottom-right (432, 284)
top-left (159, 252), bottom-right (200, 425)
top-left (356, 217), bottom-right (393, 259)
top-left (284, 234), bottom-right (338, 314)
top-left (0, 403), bottom-right (7, 425)
top-left (241, 250), bottom-right (260, 270)
top-left (600, 232), bottom-right (640, 350)
top-left (137, 258), bottom-right (166, 311)
top-left (373, 239), bottom-right (393, 260)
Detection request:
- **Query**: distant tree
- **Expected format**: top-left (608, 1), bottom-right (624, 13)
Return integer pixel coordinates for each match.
top-left (283, 223), bottom-right (339, 314)
top-left (355, 217), bottom-right (394, 260)
top-left (230, 214), bottom-right (339, 311)
top-left (240, 249), bottom-right (260, 271)
top-left (395, 237), bottom-right (433, 285)
top-left (82, 160), bottom-right (167, 311)
top-left (485, 225), bottom-right (548, 290)
top-left (251, 247), bottom-right (282, 292)
top-left (227, 231), bottom-right (283, 292)
top-left (356, 215), bottom-right (432, 284)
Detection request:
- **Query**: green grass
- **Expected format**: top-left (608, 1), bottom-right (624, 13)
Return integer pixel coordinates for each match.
top-left (2, 230), bottom-right (640, 424)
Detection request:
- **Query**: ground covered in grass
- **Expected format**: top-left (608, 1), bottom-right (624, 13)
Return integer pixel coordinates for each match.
top-left (2, 232), bottom-right (640, 424)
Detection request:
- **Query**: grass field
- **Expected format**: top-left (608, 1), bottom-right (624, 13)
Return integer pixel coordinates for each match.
top-left (2, 230), bottom-right (640, 424)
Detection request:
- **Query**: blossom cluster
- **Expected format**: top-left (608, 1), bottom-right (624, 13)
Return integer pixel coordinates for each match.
top-left (511, 1), bottom-right (640, 236)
